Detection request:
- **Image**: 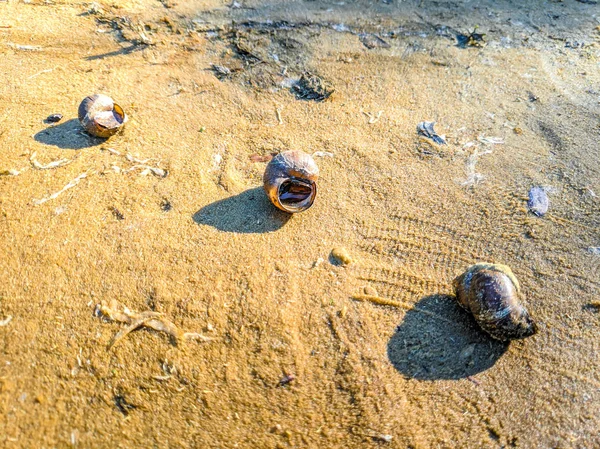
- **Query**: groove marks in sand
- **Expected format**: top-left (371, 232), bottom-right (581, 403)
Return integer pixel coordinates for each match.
top-left (355, 213), bottom-right (500, 302)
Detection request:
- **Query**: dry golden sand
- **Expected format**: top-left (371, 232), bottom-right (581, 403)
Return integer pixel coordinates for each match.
top-left (0, 0), bottom-right (599, 447)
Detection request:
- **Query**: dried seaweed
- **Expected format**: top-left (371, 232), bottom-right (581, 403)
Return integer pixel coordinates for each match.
top-left (33, 172), bottom-right (89, 205)
top-left (30, 151), bottom-right (72, 170)
top-left (457, 27), bottom-right (486, 48)
top-left (97, 300), bottom-right (212, 349)
top-left (292, 73), bottom-right (333, 101)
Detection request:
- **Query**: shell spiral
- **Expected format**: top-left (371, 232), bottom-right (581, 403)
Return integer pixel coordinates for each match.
top-left (453, 263), bottom-right (538, 341)
top-left (263, 150), bottom-right (319, 213)
top-left (78, 94), bottom-right (127, 138)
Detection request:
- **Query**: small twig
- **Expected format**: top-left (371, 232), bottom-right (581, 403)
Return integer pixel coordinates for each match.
top-left (101, 147), bottom-right (121, 156)
top-left (0, 169), bottom-right (20, 176)
top-left (467, 376), bottom-right (481, 386)
top-left (30, 151), bottom-right (72, 170)
top-left (363, 110), bottom-right (383, 124)
top-left (312, 151), bottom-right (334, 158)
top-left (275, 107), bottom-right (283, 125)
top-left (128, 165), bottom-right (167, 178)
top-left (182, 332), bottom-right (213, 342)
top-left (477, 135), bottom-right (504, 145)
top-left (354, 429), bottom-right (393, 443)
top-left (352, 294), bottom-right (455, 324)
top-left (33, 172), bottom-right (89, 205)
top-left (7, 43), bottom-right (43, 51)
top-left (352, 294), bottom-right (407, 308)
top-left (28, 67), bottom-right (55, 80)
top-left (102, 149), bottom-right (167, 177)
top-left (125, 153), bottom-right (152, 164)
top-left (152, 375), bottom-right (172, 381)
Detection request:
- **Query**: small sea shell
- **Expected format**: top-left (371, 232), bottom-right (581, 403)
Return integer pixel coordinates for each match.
top-left (45, 113), bottom-right (63, 123)
top-left (417, 121), bottom-right (447, 145)
top-left (527, 186), bottom-right (549, 216)
top-left (453, 263), bottom-right (537, 341)
top-left (263, 150), bottom-right (318, 213)
top-left (78, 94), bottom-right (127, 138)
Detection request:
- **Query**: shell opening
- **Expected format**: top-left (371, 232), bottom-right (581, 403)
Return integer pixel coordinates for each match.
top-left (277, 178), bottom-right (316, 212)
top-left (93, 108), bottom-right (126, 130)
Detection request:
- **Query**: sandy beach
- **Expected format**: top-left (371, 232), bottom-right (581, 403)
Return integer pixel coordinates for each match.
top-left (0, 0), bottom-right (599, 447)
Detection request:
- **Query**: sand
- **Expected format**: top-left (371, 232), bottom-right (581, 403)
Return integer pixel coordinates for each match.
top-left (0, 0), bottom-right (599, 447)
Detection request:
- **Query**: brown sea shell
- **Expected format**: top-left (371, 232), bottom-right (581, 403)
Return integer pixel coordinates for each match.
top-left (263, 150), bottom-right (319, 213)
top-left (453, 263), bottom-right (538, 341)
top-left (78, 94), bottom-right (127, 138)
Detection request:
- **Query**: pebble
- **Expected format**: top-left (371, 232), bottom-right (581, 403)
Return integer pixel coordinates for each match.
top-left (330, 247), bottom-right (353, 266)
top-left (45, 113), bottom-right (63, 123)
top-left (364, 286), bottom-right (378, 296)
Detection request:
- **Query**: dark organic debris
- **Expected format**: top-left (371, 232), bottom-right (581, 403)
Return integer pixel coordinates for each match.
top-left (211, 64), bottom-right (232, 80)
top-left (160, 199), bottom-right (172, 212)
top-left (158, 0), bottom-right (177, 8)
top-left (576, 0), bottom-right (597, 4)
top-left (527, 186), bottom-right (549, 217)
top-left (232, 33), bottom-right (263, 63)
top-left (278, 373), bottom-right (295, 386)
top-left (359, 33), bottom-right (391, 49)
top-left (114, 394), bottom-right (137, 416)
top-left (292, 73), bottom-right (333, 101)
top-left (45, 113), bottom-right (63, 123)
top-left (417, 121), bottom-right (447, 145)
top-left (110, 207), bottom-right (125, 220)
top-left (277, 36), bottom-right (302, 49)
top-left (232, 20), bottom-right (311, 32)
top-left (457, 27), bottom-right (486, 48)
top-left (97, 300), bottom-right (212, 348)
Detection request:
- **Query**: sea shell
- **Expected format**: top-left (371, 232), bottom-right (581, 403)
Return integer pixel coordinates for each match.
top-left (263, 150), bottom-right (319, 213)
top-left (78, 94), bottom-right (127, 138)
top-left (453, 263), bottom-right (538, 341)
top-left (527, 186), bottom-right (549, 217)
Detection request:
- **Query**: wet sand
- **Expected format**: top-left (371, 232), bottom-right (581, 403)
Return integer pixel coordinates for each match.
top-left (0, 1), bottom-right (599, 447)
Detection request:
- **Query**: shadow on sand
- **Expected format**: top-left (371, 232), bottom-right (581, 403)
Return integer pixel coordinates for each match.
top-left (193, 187), bottom-right (291, 233)
top-left (387, 294), bottom-right (509, 380)
top-left (85, 44), bottom-right (145, 61)
top-left (33, 119), bottom-right (106, 150)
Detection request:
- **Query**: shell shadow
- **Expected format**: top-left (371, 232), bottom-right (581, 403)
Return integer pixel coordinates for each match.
top-left (193, 187), bottom-right (291, 233)
top-left (33, 119), bottom-right (106, 149)
top-left (387, 294), bottom-right (509, 380)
